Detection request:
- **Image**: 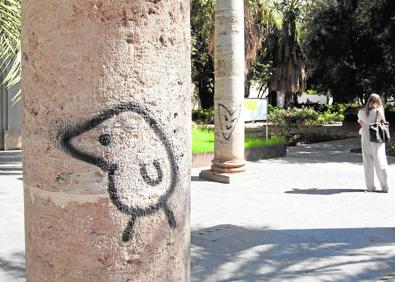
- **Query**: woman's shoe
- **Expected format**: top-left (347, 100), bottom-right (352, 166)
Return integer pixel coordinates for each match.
top-left (381, 186), bottom-right (389, 193)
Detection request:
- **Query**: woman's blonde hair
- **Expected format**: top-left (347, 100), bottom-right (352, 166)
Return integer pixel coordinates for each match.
top-left (365, 93), bottom-right (383, 116)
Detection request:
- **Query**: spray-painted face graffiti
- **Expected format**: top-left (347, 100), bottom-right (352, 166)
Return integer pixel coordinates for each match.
top-left (58, 103), bottom-right (178, 242)
top-left (218, 104), bottom-right (241, 141)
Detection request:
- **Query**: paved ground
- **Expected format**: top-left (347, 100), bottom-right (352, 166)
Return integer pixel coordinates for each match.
top-left (2, 138), bottom-right (395, 281)
top-left (0, 151), bottom-right (24, 282)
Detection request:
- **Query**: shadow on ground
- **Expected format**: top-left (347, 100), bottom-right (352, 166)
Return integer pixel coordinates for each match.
top-left (285, 188), bottom-right (366, 195)
top-left (192, 225), bottom-right (395, 281)
top-left (284, 138), bottom-right (395, 165)
top-left (0, 252), bottom-right (26, 280)
top-left (191, 176), bottom-right (213, 182)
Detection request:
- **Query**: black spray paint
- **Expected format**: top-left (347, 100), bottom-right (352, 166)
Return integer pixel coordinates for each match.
top-left (58, 102), bottom-right (178, 242)
top-left (218, 104), bottom-right (241, 141)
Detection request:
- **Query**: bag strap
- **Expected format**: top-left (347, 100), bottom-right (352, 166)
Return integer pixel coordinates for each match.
top-left (375, 110), bottom-right (387, 124)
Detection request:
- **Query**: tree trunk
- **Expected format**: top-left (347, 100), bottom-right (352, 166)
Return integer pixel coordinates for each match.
top-left (22, 1), bottom-right (191, 281)
top-left (212, 0), bottom-right (246, 173)
top-left (293, 92), bottom-right (299, 107)
top-left (284, 91), bottom-right (294, 109)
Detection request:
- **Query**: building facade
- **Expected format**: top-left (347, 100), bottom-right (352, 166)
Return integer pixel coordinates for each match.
top-left (0, 72), bottom-right (21, 150)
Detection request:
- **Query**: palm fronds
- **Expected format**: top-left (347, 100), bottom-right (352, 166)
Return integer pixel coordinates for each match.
top-left (0, 0), bottom-right (21, 101)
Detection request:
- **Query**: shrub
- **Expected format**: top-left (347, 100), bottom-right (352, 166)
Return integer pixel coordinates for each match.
top-left (192, 108), bottom-right (214, 124)
top-left (317, 111), bottom-right (344, 124)
top-left (269, 107), bottom-right (323, 129)
top-left (269, 108), bottom-right (323, 141)
top-left (343, 104), bottom-right (361, 122)
top-left (268, 106), bottom-right (351, 144)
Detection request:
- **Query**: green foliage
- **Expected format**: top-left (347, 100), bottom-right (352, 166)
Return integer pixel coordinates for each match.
top-left (247, 45), bottom-right (274, 94)
top-left (317, 111), bottom-right (344, 124)
top-left (301, 0), bottom-right (395, 102)
top-left (315, 103), bottom-right (351, 123)
top-left (268, 104), bottom-right (355, 142)
top-left (343, 104), bottom-right (361, 122)
top-left (268, 102), bottom-right (359, 144)
top-left (192, 108), bottom-right (214, 124)
top-left (265, 0), bottom-right (314, 107)
top-left (356, 0), bottom-right (395, 94)
top-left (267, 103), bottom-right (276, 113)
top-left (268, 106), bottom-right (349, 144)
top-left (269, 107), bottom-right (322, 129)
top-left (305, 89), bottom-right (318, 95)
top-left (246, 0), bottom-right (279, 92)
top-left (0, 0), bottom-right (21, 100)
top-left (385, 105), bottom-right (395, 113)
top-left (191, 0), bottom-right (215, 109)
top-left (317, 103), bottom-right (346, 114)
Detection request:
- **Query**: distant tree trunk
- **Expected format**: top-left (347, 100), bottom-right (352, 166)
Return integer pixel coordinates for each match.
top-left (293, 93), bottom-right (299, 107)
top-left (269, 10), bottom-right (306, 107)
top-left (269, 90), bottom-right (277, 106)
top-left (284, 92), bottom-right (293, 109)
top-left (245, 81), bottom-right (251, 97)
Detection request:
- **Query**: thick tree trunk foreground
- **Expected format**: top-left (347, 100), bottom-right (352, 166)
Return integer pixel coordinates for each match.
top-left (22, 1), bottom-right (191, 281)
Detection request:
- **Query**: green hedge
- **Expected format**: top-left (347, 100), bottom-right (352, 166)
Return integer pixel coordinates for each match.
top-left (269, 107), bottom-right (323, 128)
top-left (193, 103), bottom-right (365, 125)
top-left (192, 108), bottom-right (214, 124)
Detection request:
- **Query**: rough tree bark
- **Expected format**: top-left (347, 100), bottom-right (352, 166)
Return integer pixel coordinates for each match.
top-left (22, 0), bottom-right (191, 281)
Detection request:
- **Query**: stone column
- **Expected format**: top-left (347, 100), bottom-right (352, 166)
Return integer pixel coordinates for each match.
top-left (22, 1), bottom-right (190, 281)
top-left (212, 0), bottom-right (246, 174)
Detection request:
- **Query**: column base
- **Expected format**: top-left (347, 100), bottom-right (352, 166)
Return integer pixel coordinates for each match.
top-left (211, 165), bottom-right (246, 173)
top-left (211, 159), bottom-right (246, 174)
top-left (199, 169), bottom-right (252, 184)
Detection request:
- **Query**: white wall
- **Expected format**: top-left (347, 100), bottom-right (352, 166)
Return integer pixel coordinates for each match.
top-left (0, 70), bottom-right (21, 150)
top-left (298, 94), bottom-right (332, 105)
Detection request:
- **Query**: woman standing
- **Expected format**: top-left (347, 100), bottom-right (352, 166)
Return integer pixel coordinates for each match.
top-left (358, 94), bottom-right (390, 192)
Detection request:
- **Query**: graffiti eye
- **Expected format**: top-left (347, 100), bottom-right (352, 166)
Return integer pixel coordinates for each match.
top-left (98, 134), bottom-right (111, 146)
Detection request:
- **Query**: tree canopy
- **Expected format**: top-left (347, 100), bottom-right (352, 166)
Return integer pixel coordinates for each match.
top-left (192, 0), bottom-right (311, 108)
top-left (302, 0), bottom-right (395, 102)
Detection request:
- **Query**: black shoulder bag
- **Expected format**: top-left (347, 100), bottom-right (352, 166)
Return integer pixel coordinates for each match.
top-left (369, 111), bottom-right (390, 143)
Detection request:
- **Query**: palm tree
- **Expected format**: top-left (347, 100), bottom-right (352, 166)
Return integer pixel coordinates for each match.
top-left (245, 0), bottom-right (280, 96)
top-left (0, 0), bottom-right (21, 100)
top-left (245, 0), bottom-right (279, 78)
top-left (270, 0), bottom-right (308, 108)
top-left (208, 0), bottom-right (278, 81)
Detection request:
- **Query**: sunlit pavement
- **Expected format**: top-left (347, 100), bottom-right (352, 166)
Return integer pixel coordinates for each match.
top-left (2, 139), bottom-right (395, 281)
top-left (0, 151), bottom-right (24, 282)
top-left (191, 138), bottom-right (395, 281)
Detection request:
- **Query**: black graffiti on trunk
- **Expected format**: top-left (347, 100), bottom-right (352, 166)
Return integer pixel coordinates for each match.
top-left (218, 104), bottom-right (241, 141)
top-left (58, 102), bottom-right (178, 242)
